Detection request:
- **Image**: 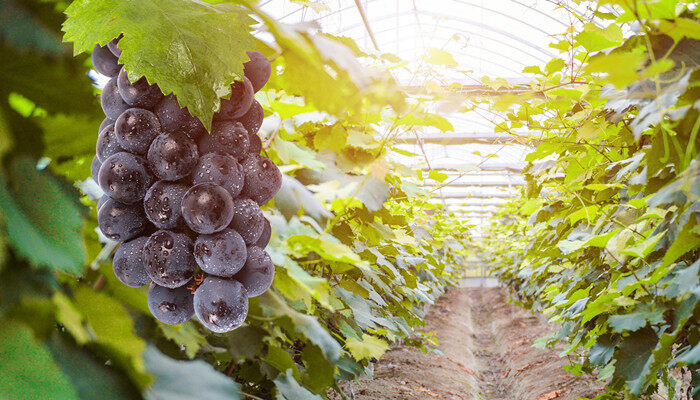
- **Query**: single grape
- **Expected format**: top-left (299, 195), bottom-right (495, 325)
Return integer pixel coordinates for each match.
top-left (148, 282), bottom-right (195, 325)
top-left (117, 68), bottom-right (164, 109)
top-left (233, 246), bottom-right (274, 297)
top-left (143, 180), bottom-right (188, 229)
top-left (214, 78), bottom-right (254, 120)
top-left (254, 218), bottom-right (271, 248)
top-left (143, 230), bottom-right (197, 288)
top-left (96, 195), bottom-right (109, 211)
top-left (228, 198), bottom-right (264, 244)
top-left (235, 100), bottom-right (263, 136)
top-left (181, 183), bottom-right (234, 234)
top-left (154, 95), bottom-right (206, 139)
top-left (101, 76), bottom-right (130, 120)
top-left (241, 154), bottom-right (282, 205)
top-left (115, 108), bottom-right (162, 154)
top-left (96, 124), bottom-right (124, 162)
top-left (191, 153), bottom-right (244, 198)
top-left (197, 121), bottom-right (249, 160)
top-left (92, 43), bottom-right (121, 77)
top-left (91, 155), bottom-right (102, 182)
top-left (147, 132), bottom-right (199, 181)
top-left (248, 132), bottom-right (262, 155)
top-left (98, 198), bottom-right (148, 242)
top-left (98, 152), bottom-right (152, 204)
top-left (194, 228), bottom-right (247, 278)
top-left (99, 117), bottom-right (114, 134)
top-left (113, 236), bottom-right (150, 287)
top-left (193, 277), bottom-right (248, 333)
top-left (107, 35), bottom-right (123, 57)
top-left (243, 51), bottom-right (271, 92)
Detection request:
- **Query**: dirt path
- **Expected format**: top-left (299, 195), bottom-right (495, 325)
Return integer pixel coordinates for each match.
top-left (338, 287), bottom-right (602, 400)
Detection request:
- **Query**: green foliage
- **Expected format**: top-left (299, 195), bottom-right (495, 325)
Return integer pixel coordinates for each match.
top-left (0, 1), bottom-right (470, 399)
top-left (481, 1), bottom-right (700, 398)
top-left (0, 157), bottom-right (86, 275)
top-left (62, 0), bottom-right (256, 130)
top-left (0, 322), bottom-right (77, 400)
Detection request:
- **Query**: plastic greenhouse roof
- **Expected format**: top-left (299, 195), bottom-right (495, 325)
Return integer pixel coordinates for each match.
top-left (259, 0), bottom-right (581, 227)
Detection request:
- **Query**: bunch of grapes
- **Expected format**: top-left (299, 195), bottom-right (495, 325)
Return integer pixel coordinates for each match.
top-left (91, 37), bottom-right (281, 333)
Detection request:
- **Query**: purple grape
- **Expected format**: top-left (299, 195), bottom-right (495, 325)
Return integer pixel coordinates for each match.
top-left (114, 108), bottom-right (162, 154)
top-left (148, 282), bottom-right (195, 325)
top-left (143, 180), bottom-right (188, 229)
top-left (248, 133), bottom-right (262, 155)
top-left (98, 198), bottom-right (148, 242)
top-left (214, 78), bottom-right (254, 120)
top-left (96, 195), bottom-right (109, 211)
top-left (96, 124), bottom-right (123, 162)
top-left (154, 95), bottom-right (206, 139)
top-left (233, 246), bottom-right (274, 297)
top-left (117, 68), bottom-right (164, 109)
top-left (143, 230), bottom-right (196, 288)
top-left (147, 132), bottom-right (199, 181)
top-left (254, 218), bottom-right (271, 248)
top-left (181, 183), bottom-right (234, 234)
top-left (91, 156), bottom-right (102, 182)
top-left (98, 152), bottom-right (152, 204)
top-left (194, 228), bottom-right (247, 278)
top-left (241, 154), bottom-right (282, 205)
top-left (107, 35), bottom-right (123, 57)
top-left (228, 198), bottom-right (264, 244)
top-left (113, 236), bottom-right (150, 287)
top-left (101, 76), bottom-right (130, 120)
top-left (197, 121), bottom-right (249, 160)
top-left (193, 277), bottom-right (248, 333)
top-left (235, 100), bottom-right (263, 136)
top-left (243, 51), bottom-right (271, 92)
top-left (191, 153), bottom-right (244, 198)
top-left (99, 117), bottom-right (114, 134)
top-left (92, 43), bottom-right (121, 77)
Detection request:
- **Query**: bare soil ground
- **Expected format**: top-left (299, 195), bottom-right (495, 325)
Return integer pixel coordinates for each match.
top-left (335, 287), bottom-right (603, 400)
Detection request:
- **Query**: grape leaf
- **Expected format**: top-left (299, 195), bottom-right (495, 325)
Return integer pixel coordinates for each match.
top-left (62, 0), bottom-right (256, 130)
top-left (0, 157), bottom-right (86, 275)
top-left (274, 369), bottom-right (322, 400)
top-left (143, 345), bottom-right (242, 400)
top-left (345, 334), bottom-right (389, 361)
top-left (259, 292), bottom-right (342, 362)
top-left (0, 322), bottom-right (77, 400)
top-left (74, 287), bottom-right (150, 389)
top-left (48, 334), bottom-right (141, 400)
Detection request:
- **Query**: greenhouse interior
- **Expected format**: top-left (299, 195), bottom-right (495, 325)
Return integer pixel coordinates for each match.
top-left (0, 0), bottom-right (697, 399)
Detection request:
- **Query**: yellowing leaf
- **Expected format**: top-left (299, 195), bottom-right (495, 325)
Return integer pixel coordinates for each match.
top-left (575, 23), bottom-right (623, 52)
top-left (423, 47), bottom-right (457, 67)
top-left (345, 334), bottom-right (389, 361)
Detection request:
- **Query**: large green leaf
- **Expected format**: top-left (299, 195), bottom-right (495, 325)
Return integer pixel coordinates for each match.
top-left (0, 157), bottom-right (86, 274)
top-left (143, 346), bottom-right (242, 400)
top-left (62, 0), bottom-right (256, 130)
top-left (48, 334), bottom-right (141, 400)
top-left (274, 369), bottom-right (322, 400)
top-left (73, 287), bottom-right (150, 388)
top-left (613, 324), bottom-right (657, 393)
top-left (259, 292), bottom-right (342, 362)
top-left (0, 322), bottom-right (77, 400)
top-left (0, 45), bottom-right (97, 116)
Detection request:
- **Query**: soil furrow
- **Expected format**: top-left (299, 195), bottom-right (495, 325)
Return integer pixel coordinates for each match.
top-left (331, 286), bottom-right (603, 400)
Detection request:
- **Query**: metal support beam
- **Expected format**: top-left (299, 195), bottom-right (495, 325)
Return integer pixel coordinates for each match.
top-left (353, 0), bottom-right (380, 51)
top-left (417, 163), bottom-right (524, 173)
top-left (421, 182), bottom-right (524, 188)
top-left (396, 132), bottom-right (528, 145)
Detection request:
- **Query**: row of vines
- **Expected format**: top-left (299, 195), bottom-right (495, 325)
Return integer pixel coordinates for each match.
top-left (0, 0), bottom-right (469, 399)
top-left (482, 1), bottom-right (699, 399)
